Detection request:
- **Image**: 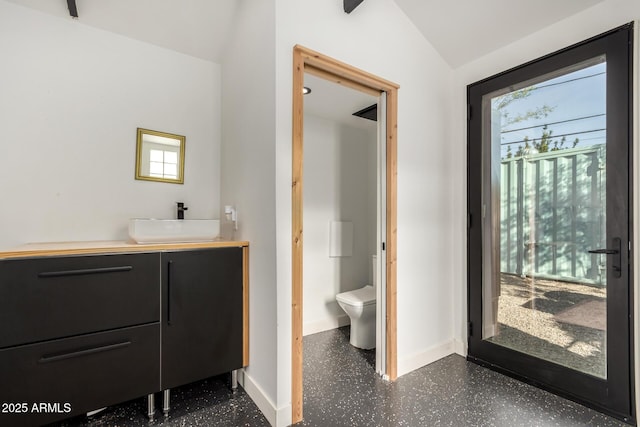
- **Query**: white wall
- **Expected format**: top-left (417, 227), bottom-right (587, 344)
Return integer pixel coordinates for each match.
top-left (303, 114), bottom-right (377, 336)
top-left (0, 1), bottom-right (220, 250)
top-left (219, 0), bottom-right (279, 425)
top-left (273, 0), bottom-right (455, 422)
top-left (450, 0), bottom-right (640, 417)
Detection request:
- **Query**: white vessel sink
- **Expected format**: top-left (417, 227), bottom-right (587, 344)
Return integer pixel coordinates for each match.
top-left (129, 219), bottom-right (220, 244)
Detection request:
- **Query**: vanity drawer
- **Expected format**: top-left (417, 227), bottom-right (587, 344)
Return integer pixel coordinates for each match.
top-left (0, 323), bottom-right (160, 426)
top-left (0, 253), bottom-right (160, 348)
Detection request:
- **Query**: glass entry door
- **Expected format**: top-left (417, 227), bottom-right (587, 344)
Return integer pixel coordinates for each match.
top-left (467, 24), bottom-right (633, 422)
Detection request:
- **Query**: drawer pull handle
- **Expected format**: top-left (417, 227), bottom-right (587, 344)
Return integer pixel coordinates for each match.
top-left (39, 341), bottom-right (131, 363)
top-left (38, 266), bottom-right (133, 278)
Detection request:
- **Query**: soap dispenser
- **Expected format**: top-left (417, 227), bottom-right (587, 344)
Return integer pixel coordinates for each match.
top-left (220, 205), bottom-right (237, 241)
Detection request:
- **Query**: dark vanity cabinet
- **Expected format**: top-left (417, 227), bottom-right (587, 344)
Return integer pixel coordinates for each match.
top-left (161, 248), bottom-right (243, 390)
top-left (0, 253), bottom-right (161, 426)
top-left (0, 243), bottom-right (248, 426)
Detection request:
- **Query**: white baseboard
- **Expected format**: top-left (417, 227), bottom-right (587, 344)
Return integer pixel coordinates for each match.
top-left (303, 314), bottom-right (350, 336)
top-left (275, 403), bottom-right (292, 427)
top-left (397, 339), bottom-right (455, 377)
top-left (238, 370), bottom-right (291, 427)
top-left (453, 338), bottom-right (466, 356)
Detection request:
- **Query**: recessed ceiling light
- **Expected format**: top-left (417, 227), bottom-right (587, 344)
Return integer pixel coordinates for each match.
top-left (303, 87), bottom-right (312, 95)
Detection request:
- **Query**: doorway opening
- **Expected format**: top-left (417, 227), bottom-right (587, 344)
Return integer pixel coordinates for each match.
top-left (291, 45), bottom-right (399, 424)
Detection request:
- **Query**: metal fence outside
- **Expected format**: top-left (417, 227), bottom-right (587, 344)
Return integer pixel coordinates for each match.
top-left (500, 144), bottom-right (607, 286)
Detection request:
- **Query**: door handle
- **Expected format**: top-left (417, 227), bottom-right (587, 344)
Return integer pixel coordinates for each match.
top-left (588, 249), bottom-right (618, 254)
top-left (588, 237), bottom-right (622, 278)
top-left (167, 260), bottom-right (173, 326)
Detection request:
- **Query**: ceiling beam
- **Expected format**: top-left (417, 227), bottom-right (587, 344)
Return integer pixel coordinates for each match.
top-left (67, 0), bottom-right (78, 18)
top-left (343, 0), bottom-right (364, 14)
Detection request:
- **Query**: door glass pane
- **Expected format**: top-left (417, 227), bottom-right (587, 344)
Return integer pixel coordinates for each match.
top-left (481, 57), bottom-right (607, 379)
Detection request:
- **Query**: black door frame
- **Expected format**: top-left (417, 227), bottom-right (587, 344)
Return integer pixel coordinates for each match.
top-left (467, 23), bottom-right (634, 423)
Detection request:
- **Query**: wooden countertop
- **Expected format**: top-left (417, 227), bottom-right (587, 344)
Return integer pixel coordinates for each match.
top-left (0, 240), bottom-right (250, 259)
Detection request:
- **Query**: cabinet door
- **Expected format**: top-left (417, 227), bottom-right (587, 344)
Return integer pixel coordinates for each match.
top-left (161, 248), bottom-right (243, 389)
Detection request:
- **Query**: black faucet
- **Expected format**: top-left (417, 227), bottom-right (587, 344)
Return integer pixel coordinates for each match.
top-left (176, 202), bottom-right (188, 220)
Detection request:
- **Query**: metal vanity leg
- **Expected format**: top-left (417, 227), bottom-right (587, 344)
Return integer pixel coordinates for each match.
top-left (163, 389), bottom-right (171, 415)
top-left (147, 393), bottom-right (155, 420)
top-left (231, 369), bottom-right (238, 391)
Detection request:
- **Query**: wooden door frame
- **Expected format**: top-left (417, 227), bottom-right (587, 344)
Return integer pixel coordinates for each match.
top-left (292, 45), bottom-right (399, 424)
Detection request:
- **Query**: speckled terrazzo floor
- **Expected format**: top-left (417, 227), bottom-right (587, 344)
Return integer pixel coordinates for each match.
top-left (45, 327), bottom-right (629, 427)
top-left (295, 327), bottom-right (629, 427)
top-left (48, 375), bottom-right (270, 427)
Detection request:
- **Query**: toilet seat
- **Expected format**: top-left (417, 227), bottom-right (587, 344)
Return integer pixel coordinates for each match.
top-left (335, 285), bottom-right (375, 307)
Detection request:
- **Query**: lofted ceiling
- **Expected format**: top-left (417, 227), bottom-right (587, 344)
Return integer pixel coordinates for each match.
top-left (3, 0), bottom-right (238, 62)
top-left (393, 0), bottom-right (605, 68)
top-left (5, 0), bottom-right (605, 67)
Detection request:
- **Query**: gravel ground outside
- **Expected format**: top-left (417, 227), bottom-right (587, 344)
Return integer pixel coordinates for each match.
top-left (487, 273), bottom-right (606, 378)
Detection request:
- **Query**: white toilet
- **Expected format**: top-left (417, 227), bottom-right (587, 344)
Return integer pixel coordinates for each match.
top-left (336, 255), bottom-right (377, 349)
